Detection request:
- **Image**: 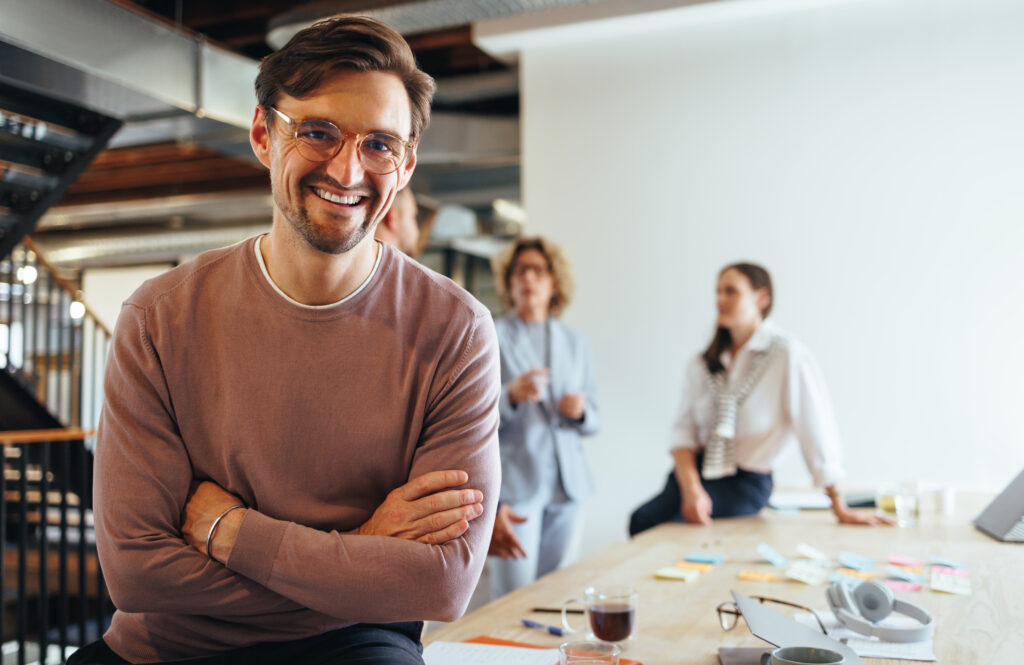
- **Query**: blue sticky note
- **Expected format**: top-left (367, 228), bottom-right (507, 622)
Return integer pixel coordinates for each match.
top-left (757, 543), bottom-right (788, 567)
top-left (887, 565), bottom-right (924, 583)
top-left (838, 551), bottom-right (874, 572)
top-left (930, 556), bottom-right (966, 569)
top-left (686, 552), bottom-right (725, 565)
top-left (830, 571), bottom-right (864, 587)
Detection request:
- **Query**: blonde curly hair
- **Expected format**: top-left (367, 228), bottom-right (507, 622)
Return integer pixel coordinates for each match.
top-left (493, 236), bottom-right (575, 317)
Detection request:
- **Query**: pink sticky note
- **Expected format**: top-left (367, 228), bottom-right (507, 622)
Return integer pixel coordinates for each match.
top-left (932, 565), bottom-right (969, 577)
top-left (885, 580), bottom-right (923, 592)
top-left (889, 554), bottom-right (924, 567)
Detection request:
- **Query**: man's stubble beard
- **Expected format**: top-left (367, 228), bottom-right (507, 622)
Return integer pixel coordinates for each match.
top-left (274, 178), bottom-right (381, 255)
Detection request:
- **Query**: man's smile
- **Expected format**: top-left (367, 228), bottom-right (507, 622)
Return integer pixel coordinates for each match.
top-left (312, 187), bottom-right (365, 207)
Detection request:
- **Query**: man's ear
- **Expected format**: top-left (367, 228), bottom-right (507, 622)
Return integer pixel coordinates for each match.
top-left (250, 107), bottom-right (272, 168)
top-left (397, 143), bottom-right (417, 190)
top-left (757, 288), bottom-right (771, 313)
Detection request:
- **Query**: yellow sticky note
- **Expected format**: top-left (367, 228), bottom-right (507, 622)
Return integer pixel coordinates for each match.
top-left (893, 564), bottom-right (924, 574)
top-left (737, 570), bottom-right (777, 582)
top-left (656, 566), bottom-right (700, 582)
top-left (837, 568), bottom-right (873, 580)
top-left (675, 560), bottom-right (714, 573)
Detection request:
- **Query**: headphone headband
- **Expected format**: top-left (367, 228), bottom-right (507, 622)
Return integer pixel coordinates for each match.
top-left (826, 581), bottom-right (934, 643)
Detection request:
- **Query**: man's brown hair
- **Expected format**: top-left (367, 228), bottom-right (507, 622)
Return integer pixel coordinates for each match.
top-left (255, 16), bottom-right (435, 140)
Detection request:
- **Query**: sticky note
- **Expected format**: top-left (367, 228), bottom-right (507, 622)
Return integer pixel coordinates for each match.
top-left (656, 566), bottom-right (699, 582)
top-left (737, 570), bottom-right (777, 582)
top-left (675, 560), bottom-right (713, 573)
top-left (891, 564), bottom-right (924, 575)
top-left (885, 580), bottom-right (923, 592)
top-left (830, 572), bottom-right (866, 587)
top-left (757, 543), bottom-right (789, 567)
top-left (686, 552), bottom-right (725, 565)
top-left (837, 551), bottom-right (874, 572)
top-left (785, 561), bottom-right (830, 586)
top-left (931, 565), bottom-right (969, 577)
top-left (796, 543), bottom-right (829, 562)
top-left (889, 554), bottom-right (924, 567)
top-left (887, 565), bottom-right (924, 583)
top-left (836, 568), bottom-right (873, 580)
top-left (931, 568), bottom-right (971, 595)
top-left (930, 556), bottom-right (966, 569)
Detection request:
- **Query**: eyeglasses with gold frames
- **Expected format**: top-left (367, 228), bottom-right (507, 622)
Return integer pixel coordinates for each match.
top-left (266, 106), bottom-right (414, 175)
top-left (716, 597), bottom-right (828, 635)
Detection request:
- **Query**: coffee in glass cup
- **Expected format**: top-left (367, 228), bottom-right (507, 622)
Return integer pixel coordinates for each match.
top-left (561, 586), bottom-right (637, 645)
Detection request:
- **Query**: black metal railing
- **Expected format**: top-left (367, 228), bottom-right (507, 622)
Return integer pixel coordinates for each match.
top-left (1, 236), bottom-right (110, 432)
top-left (1, 428), bottom-right (111, 665)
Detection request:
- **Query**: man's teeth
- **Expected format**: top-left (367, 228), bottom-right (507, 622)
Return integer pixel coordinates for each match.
top-left (314, 188), bottom-right (361, 205)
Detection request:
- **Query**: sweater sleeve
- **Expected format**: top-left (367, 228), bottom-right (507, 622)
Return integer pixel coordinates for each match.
top-left (95, 304), bottom-right (304, 617)
top-left (224, 312), bottom-right (502, 622)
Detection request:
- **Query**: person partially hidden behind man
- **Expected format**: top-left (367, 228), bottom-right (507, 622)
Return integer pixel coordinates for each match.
top-left (375, 185), bottom-right (420, 256)
top-left (71, 16), bottom-right (500, 665)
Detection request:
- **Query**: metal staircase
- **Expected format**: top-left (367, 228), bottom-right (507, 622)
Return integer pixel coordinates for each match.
top-left (1, 80), bottom-right (119, 664)
top-left (1, 81), bottom-right (120, 433)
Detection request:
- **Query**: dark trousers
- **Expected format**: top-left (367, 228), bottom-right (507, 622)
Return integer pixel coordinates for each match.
top-left (629, 458), bottom-right (773, 536)
top-left (67, 621), bottom-right (424, 665)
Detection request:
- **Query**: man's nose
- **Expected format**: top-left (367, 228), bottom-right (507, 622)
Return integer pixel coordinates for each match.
top-left (324, 138), bottom-right (365, 187)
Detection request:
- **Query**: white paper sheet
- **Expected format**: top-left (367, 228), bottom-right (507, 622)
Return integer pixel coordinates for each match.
top-left (423, 641), bottom-right (559, 665)
top-left (794, 610), bottom-right (937, 661)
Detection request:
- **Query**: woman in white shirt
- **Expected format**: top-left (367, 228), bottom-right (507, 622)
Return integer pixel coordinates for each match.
top-left (629, 262), bottom-right (889, 534)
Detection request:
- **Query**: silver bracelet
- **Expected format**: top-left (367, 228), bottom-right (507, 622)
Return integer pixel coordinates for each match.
top-left (205, 504), bottom-right (244, 559)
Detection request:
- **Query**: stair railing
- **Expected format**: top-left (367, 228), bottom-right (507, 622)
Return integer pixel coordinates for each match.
top-left (1, 236), bottom-right (111, 432)
top-left (0, 427), bottom-right (111, 665)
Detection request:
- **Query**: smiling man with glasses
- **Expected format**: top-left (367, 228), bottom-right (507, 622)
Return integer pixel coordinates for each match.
top-left (79, 16), bottom-right (500, 665)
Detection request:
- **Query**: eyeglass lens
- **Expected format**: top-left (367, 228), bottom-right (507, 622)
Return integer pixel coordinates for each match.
top-left (290, 118), bottom-right (407, 174)
top-left (513, 264), bottom-right (550, 278)
top-left (717, 602), bottom-right (739, 630)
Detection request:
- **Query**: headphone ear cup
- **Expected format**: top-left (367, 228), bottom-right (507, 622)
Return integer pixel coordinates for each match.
top-left (829, 582), bottom-right (861, 618)
top-left (853, 580), bottom-right (895, 622)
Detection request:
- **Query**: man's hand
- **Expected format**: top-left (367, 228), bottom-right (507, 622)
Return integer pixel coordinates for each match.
top-left (558, 393), bottom-right (585, 421)
top-left (488, 503), bottom-right (528, 559)
top-left (508, 367), bottom-right (549, 405)
top-left (182, 480), bottom-right (247, 560)
top-left (359, 470), bottom-right (484, 545)
top-left (681, 485), bottom-right (713, 525)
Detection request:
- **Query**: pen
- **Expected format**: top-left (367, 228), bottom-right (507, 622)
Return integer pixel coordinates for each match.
top-left (521, 618), bottom-right (567, 636)
top-left (532, 607), bottom-right (584, 615)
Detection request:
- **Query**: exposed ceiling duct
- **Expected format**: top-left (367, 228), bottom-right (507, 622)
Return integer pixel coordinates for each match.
top-left (266, 0), bottom-right (609, 48)
top-left (33, 223), bottom-right (272, 269)
top-left (0, 0), bottom-right (259, 171)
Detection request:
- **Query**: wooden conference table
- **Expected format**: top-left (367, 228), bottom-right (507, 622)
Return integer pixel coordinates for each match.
top-left (426, 493), bottom-right (1022, 664)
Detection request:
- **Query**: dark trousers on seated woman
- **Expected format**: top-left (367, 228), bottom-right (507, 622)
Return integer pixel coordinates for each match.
top-left (67, 621), bottom-right (424, 665)
top-left (628, 456), bottom-right (773, 536)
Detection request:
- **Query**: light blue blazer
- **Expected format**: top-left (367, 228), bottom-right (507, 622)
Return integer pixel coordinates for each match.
top-left (495, 311), bottom-right (600, 504)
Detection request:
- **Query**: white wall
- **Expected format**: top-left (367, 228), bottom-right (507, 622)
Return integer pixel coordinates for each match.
top-left (517, 0), bottom-right (1024, 555)
top-left (82, 264), bottom-right (174, 331)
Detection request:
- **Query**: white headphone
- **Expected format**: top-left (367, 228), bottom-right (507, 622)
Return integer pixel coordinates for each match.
top-left (825, 580), bottom-right (934, 643)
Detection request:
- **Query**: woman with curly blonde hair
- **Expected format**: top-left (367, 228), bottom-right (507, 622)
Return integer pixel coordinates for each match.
top-left (487, 236), bottom-right (600, 599)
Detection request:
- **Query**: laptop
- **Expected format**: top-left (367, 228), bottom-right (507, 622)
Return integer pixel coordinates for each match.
top-left (973, 468), bottom-right (1024, 542)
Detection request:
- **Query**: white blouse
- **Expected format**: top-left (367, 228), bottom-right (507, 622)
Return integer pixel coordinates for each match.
top-left (670, 319), bottom-right (845, 487)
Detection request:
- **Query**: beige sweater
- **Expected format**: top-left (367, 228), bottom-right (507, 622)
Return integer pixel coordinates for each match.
top-left (95, 238), bottom-right (500, 662)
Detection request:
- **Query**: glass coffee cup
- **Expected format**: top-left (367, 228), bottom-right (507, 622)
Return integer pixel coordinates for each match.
top-left (561, 585), bottom-right (637, 646)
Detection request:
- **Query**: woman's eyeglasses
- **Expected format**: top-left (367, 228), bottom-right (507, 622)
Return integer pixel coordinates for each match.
top-left (716, 596), bottom-right (828, 635)
top-left (267, 107), bottom-right (414, 175)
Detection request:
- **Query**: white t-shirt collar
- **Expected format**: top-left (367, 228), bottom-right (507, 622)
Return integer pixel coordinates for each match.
top-left (253, 235), bottom-right (382, 309)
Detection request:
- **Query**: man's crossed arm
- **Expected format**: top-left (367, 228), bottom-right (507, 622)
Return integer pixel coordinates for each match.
top-left (182, 470), bottom-right (485, 562)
